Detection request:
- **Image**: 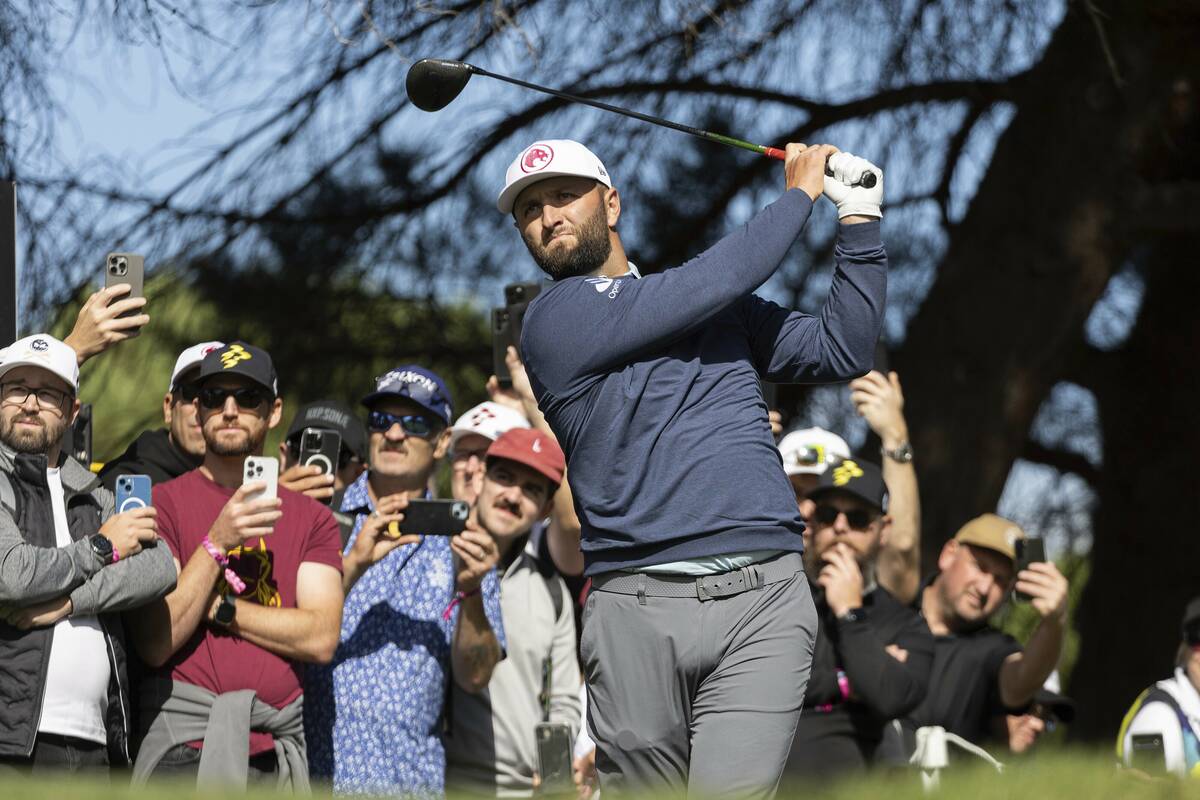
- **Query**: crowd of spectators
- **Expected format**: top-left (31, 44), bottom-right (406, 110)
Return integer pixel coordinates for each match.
top-left (0, 144), bottom-right (1195, 795)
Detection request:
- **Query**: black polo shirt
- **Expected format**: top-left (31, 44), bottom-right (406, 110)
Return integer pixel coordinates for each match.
top-left (785, 583), bottom-right (934, 779)
top-left (905, 574), bottom-right (1024, 744)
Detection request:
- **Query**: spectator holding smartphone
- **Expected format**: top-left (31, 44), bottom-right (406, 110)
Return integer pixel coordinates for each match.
top-left (445, 429), bottom-right (582, 796)
top-left (99, 342), bottom-right (224, 491)
top-left (304, 365), bottom-right (505, 797)
top-left (906, 515), bottom-right (1069, 746)
top-left (278, 400), bottom-right (368, 545)
top-left (447, 399), bottom-right (530, 506)
top-left (0, 334), bottom-right (175, 774)
top-left (64, 283), bottom-right (151, 367)
top-left (127, 342), bottom-right (344, 790)
top-left (1117, 597), bottom-right (1200, 776)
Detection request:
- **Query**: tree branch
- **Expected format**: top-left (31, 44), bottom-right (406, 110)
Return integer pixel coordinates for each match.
top-left (1021, 440), bottom-right (1101, 485)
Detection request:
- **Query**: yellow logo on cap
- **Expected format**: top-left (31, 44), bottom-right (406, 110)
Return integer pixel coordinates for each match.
top-left (832, 460), bottom-right (864, 486)
top-left (220, 345), bottom-right (251, 370)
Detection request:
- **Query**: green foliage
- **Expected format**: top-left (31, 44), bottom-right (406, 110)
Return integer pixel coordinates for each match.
top-left (50, 270), bottom-right (493, 466)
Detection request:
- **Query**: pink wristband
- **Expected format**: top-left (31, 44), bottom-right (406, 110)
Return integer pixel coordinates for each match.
top-left (111, 546), bottom-right (120, 564)
top-left (442, 587), bottom-right (481, 621)
top-left (202, 536), bottom-right (246, 594)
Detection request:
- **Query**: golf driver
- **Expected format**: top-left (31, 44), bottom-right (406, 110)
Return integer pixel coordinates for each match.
top-left (406, 58), bottom-right (877, 188)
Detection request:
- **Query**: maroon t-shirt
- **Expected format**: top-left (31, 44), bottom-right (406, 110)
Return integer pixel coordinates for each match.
top-left (153, 469), bottom-right (342, 753)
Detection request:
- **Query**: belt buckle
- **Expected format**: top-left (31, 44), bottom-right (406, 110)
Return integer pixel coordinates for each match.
top-left (697, 571), bottom-right (745, 600)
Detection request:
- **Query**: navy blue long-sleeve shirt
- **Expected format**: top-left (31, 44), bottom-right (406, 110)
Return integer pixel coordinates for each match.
top-left (520, 189), bottom-right (887, 575)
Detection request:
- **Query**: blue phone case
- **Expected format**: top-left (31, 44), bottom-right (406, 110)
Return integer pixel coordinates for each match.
top-left (115, 474), bottom-right (153, 514)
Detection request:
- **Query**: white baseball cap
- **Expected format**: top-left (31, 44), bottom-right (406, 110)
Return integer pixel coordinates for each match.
top-left (778, 427), bottom-right (851, 476)
top-left (169, 341), bottom-right (224, 391)
top-left (497, 139), bottom-right (612, 214)
top-left (0, 334), bottom-right (80, 394)
top-left (449, 401), bottom-right (530, 450)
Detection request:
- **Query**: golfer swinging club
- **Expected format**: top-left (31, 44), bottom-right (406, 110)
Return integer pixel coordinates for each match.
top-left (498, 138), bottom-right (886, 797)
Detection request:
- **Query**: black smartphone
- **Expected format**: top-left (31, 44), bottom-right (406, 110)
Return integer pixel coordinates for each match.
top-left (1130, 733), bottom-right (1166, 773)
top-left (104, 252), bottom-right (145, 333)
top-left (66, 402), bottom-right (93, 466)
top-left (492, 307), bottom-right (513, 387)
top-left (388, 499), bottom-right (470, 537)
top-left (1013, 537), bottom-right (1046, 603)
top-left (535, 722), bottom-right (574, 796)
top-left (504, 281), bottom-right (542, 308)
top-left (298, 428), bottom-right (341, 505)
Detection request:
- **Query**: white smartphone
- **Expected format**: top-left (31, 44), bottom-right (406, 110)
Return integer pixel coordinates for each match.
top-left (242, 456), bottom-right (279, 502)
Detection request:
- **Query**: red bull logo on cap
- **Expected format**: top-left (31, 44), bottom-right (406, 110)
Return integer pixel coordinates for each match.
top-left (520, 144), bottom-right (554, 173)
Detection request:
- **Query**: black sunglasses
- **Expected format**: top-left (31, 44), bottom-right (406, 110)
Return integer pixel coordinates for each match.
top-left (175, 383), bottom-right (201, 403)
top-left (198, 386), bottom-right (271, 410)
top-left (813, 504), bottom-right (877, 530)
top-left (367, 410), bottom-right (439, 438)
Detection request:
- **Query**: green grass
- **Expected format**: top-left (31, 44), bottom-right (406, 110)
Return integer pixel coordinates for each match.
top-left (4, 754), bottom-right (1199, 799)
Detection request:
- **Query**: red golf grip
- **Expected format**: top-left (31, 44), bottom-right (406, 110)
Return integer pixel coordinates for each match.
top-left (764, 147), bottom-right (878, 189)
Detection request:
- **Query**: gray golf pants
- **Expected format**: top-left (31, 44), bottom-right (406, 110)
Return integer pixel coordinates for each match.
top-left (581, 553), bottom-right (817, 798)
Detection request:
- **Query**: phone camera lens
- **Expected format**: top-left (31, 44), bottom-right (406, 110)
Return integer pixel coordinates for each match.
top-left (109, 256), bottom-right (128, 277)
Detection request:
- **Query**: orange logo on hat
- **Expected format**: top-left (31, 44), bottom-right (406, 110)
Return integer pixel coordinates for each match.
top-left (832, 460), bottom-right (864, 486)
top-left (220, 344), bottom-right (252, 370)
top-left (521, 144), bottom-right (554, 173)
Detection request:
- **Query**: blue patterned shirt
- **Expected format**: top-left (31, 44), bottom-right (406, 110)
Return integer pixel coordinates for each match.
top-left (304, 473), bottom-right (506, 796)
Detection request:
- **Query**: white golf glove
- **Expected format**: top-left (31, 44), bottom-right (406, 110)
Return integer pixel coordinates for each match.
top-left (823, 152), bottom-right (883, 219)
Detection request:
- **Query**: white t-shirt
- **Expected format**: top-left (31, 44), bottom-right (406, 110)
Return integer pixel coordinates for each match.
top-left (37, 467), bottom-right (111, 744)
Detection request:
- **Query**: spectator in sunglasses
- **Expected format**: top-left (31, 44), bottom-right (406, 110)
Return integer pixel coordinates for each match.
top-left (98, 342), bottom-right (224, 491)
top-left (1117, 597), bottom-right (1200, 776)
top-left (785, 457), bottom-right (933, 780)
top-left (305, 365), bottom-right (505, 797)
top-left (127, 342), bottom-right (344, 790)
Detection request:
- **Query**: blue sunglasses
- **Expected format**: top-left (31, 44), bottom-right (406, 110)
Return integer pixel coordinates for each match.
top-left (367, 410), bottom-right (440, 438)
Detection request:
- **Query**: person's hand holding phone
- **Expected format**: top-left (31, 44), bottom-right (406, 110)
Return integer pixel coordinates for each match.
top-left (207, 483), bottom-right (282, 550)
top-left (342, 496), bottom-right (419, 590)
top-left (98, 506), bottom-right (158, 559)
top-left (1014, 560), bottom-right (1069, 624)
top-left (818, 542), bottom-right (865, 617)
top-left (849, 370), bottom-right (908, 449)
top-left (450, 514), bottom-right (500, 594)
top-left (279, 464), bottom-right (335, 502)
top-left (64, 284), bottom-right (149, 366)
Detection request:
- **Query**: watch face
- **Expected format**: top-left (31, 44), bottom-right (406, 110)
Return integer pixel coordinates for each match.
top-left (215, 599), bottom-right (236, 626)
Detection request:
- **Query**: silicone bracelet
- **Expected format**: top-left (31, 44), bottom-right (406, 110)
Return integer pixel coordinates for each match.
top-left (442, 587), bottom-right (481, 622)
top-left (111, 546), bottom-right (120, 564)
top-left (202, 536), bottom-right (246, 594)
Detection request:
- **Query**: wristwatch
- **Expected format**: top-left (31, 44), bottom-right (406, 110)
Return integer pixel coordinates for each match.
top-left (213, 592), bottom-right (238, 628)
top-left (882, 441), bottom-right (915, 464)
top-left (88, 533), bottom-right (114, 565)
top-left (837, 607), bottom-right (867, 625)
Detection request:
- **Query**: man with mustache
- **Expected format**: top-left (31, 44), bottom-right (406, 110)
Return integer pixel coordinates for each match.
top-left (498, 138), bottom-right (887, 796)
top-left (906, 514), bottom-right (1069, 746)
top-left (128, 342), bottom-right (345, 789)
top-left (445, 428), bottom-right (581, 796)
top-left (0, 334), bottom-right (175, 775)
top-left (304, 365), bottom-right (505, 797)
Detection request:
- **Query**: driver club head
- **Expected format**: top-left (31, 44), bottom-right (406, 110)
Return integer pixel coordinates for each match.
top-left (406, 58), bottom-right (474, 112)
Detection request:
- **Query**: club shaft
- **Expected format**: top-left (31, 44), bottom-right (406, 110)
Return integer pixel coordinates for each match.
top-left (468, 64), bottom-right (875, 187)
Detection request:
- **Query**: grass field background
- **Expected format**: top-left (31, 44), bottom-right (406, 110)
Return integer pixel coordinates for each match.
top-left (3, 754), bottom-right (1199, 799)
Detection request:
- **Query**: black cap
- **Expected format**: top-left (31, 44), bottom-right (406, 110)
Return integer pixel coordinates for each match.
top-left (808, 457), bottom-right (888, 512)
top-left (1183, 597), bottom-right (1200, 639)
top-left (286, 400), bottom-right (368, 460)
top-left (1033, 689), bottom-right (1076, 724)
top-left (197, 341), bottom-right (278, 396)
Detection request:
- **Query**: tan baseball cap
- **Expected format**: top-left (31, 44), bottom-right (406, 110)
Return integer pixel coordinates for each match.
top-left (953, 513), bottom-right (1026, 562)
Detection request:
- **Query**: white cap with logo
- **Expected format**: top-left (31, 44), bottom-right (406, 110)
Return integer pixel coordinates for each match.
top-left (497, 139), bottom-right (612, 214)
top-left (170, 341), bottom-right (225, 391)
top-left (0, 334), bottom-right (80, 394)
top-left (449, 401), bottom-right (530, 450)
top-left (777, 427), bottom-right (851, 476)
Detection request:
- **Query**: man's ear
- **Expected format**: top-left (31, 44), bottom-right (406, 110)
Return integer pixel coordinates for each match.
top-left (267, 397), bottom-right (284, 430)
top-left (433, 427), bottom-right (452, 461)
top-left (937, 539), bottom-right (959, 572)
top-left (277, 440), bottom-right (290, 467)
top-left (67, 398), bottom-right (82, 428)
top-left (162, 392), bottom-right (174, 426)
top-left (604, 186), bottom-right (621, 228)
